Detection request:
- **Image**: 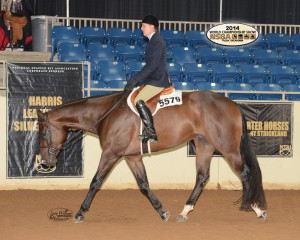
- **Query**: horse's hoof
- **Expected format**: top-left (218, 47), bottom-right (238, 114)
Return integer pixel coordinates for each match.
top-left (161, 211), bottom-right (170, 221)
top-left (74, 213), bottom-right (84, 223)
top-left (177, 215), bottom-right (188, 222)
top-left (258, 211), bottom-right (267, 221)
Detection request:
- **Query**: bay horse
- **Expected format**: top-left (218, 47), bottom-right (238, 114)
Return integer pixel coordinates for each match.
top-left (37, 89), bottom-right (267, 222)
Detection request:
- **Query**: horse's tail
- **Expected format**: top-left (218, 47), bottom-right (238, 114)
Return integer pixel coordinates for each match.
top-left (239, 110), bottom-right (267, 211)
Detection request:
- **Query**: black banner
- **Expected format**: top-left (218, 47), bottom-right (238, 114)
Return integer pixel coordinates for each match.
top-left (188, 102), bottom-right (293, 157)
top-left (7, 62), bottom-right (84, 178)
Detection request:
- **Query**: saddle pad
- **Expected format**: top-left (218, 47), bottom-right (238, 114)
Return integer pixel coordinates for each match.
top-left (127, 86), bottom-right (183, 116)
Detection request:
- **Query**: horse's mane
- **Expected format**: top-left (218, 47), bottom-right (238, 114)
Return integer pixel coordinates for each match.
top-left (51, 91), bottom-right (123, 111)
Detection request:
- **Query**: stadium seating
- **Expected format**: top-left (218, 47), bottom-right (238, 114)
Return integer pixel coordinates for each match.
top-left (169, 46), bottom-right (197, 65)
top-left (79, 27), bottom-right (107, 47)
top-left (247, 33), bottom-right (267, 50)
top-left (251, 49), bottom-right (280, 66)
top-left (160, 30), bottom-right (186, 48)
top-left (51, 26), bottom-right (80, 61)
top-left (114, 44), bottom-right (144, 62)
top-left (223, 48), bottom-right (252, 65)
top-left (106, 28), bottom-right (134, 46)
top-left (239, 64), bottom-right (269, 84)
top-left (253, 83), bottom-right (283, 100)
top-left (290, 34), bottom-right (300, 50)
top-left (223, 82), bottom-right (255, 100)
top-left (133, 29), bottom-right (148, 47)
top-left (57, 42), bottom-right (86, 62)
top-left (97, 61), bottom-right (127, 83)
top-left (185, 31), bottom-right (212, 48)
top-left (125, 61), bottom-right (146, 79)
top-left (195, 82), bottom-right (223, 91)
top-left (278, 50), bottom-right (300, 68)
top-left (86, 44), bottom-right (115, 63)
top-left (267, 65), bottom-right (296, 85)
top-left (167, 62), bottom-right (183, 82)
top-left (264, 33), bottom-right (291, 50)
top-left (182, 63), bottom-right (211, 83)
top-left (282, 84), bottom-right (300, 100)
top-left (210, 64), bottom-right (240, 83)
top-left (197, 47), bottom-right (225, 65)
top-left (107, 80), bottom-right (128, 89)
top-left (173, 81), bottom-right (194, 91)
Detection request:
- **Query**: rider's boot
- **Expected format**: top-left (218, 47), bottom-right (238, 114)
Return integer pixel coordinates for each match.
top-left (136, 100), bottom-right (158, 143)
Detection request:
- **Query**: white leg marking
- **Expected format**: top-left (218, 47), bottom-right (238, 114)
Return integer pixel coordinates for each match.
top-left (179, 204), bottom-right (194, 219)
top-left (251, 203), bottom-right (266, 220)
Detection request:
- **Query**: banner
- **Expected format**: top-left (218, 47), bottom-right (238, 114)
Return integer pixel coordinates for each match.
top-left (188, 102), bottom-right (293, 157)
top-left (7, 62), bottom-right (84, 178)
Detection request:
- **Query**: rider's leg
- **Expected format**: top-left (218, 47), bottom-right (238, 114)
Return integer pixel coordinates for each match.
top-left (134, 85), bottom-right (163, 143)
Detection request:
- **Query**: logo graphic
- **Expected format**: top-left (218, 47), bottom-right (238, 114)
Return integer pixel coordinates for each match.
top-left (279, 145), bottom-right (292, 157)
top-left (48, 208), bottom-right (73, 221)
top-left (207, 23), bottom-right (259, 46)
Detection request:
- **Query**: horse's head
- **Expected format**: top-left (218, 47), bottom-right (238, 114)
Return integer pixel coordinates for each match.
top-left (37, 110), bottom-right (68, 173)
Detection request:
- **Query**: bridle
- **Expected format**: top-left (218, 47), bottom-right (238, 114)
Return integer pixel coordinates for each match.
top-left (37, 90), bottom-right (131, 172)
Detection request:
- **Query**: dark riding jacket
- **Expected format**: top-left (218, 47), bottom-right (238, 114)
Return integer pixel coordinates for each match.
top-left (134, 32), bottom-right (171, 88)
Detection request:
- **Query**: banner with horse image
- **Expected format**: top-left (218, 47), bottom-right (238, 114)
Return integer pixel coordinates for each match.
top-left (7, 62), bottom-right (83, 178)
top-left (188, 102), bottom-right (293, 157)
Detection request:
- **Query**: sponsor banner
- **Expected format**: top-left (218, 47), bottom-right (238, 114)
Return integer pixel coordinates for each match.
top-left (188, 102), bottom-right (293, 157)
top-left (7, 62), bottom-right (84, 178)
top-left (207, 23), bottom-right (259, 46)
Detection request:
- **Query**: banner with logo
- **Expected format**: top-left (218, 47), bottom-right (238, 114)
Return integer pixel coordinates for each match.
top-left (188, 102), bottom-right (293, 157)
top-left (7, 62), bottom-right (84, 178)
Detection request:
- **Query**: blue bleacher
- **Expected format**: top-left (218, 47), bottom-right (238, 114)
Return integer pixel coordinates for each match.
top-left (182, 63), bottom-right (211, 83)
top-left (86, 43), bottom-right (115, 63)
top-left (173, 81), bottom-right (194, 91)
top-left (106, 28), bottom-right (134, 46)
top-left (223, 48), bottom-right (252, 65)
top-left (57, 42), bottom-right (86, 62)
top-left (197, 47), bottom-right (225, 65)
top-left (264, 33), bottom-right (291, 50)
top-left (253, 83), bottom-right (283, 100)
top-left (160, 30), bottom-right (186, 48)
top-left (251, 49), bottom-right (280, 67)
top-left (114, 44), bottom-right (144, 62)
top-left (239, 64), bottom-right (269, 84)
top-left (267, 65), bottom-right (296, 85)
top-left (169, 46), bottom-right (197, 65)
top-left (167, 62), bottom-right (183, 82)
top-left (125, 61), bottom-right (146, 79)
top-left (51, 26), bottom-right (80, 61)
top-left (210, 63), bottom-right (240, 84)
top-left (224, 82), bottom-right (255, 100)
top-left (283, 84), bottom-right (300, 101)
top-left (195, 82), bottom-right (223, 91)
top-left (278, 50), bottom-right (300, 68)
top-left (79, 27), bottom-right (107, 47)
top-left (185, 31), bottom-right (212, 49)
top-left (97, 61), bottom-right (127, 83)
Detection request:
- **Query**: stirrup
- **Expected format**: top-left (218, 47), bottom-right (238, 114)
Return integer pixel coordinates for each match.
top-left (138, 129), bottom-right (158, 143)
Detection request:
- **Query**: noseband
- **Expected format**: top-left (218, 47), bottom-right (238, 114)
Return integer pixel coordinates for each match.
top-left (39, 113), bottom-right (64, 166)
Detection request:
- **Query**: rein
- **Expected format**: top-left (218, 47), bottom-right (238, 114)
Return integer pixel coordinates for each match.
top-left (40, 90), bottom-right (130, 157)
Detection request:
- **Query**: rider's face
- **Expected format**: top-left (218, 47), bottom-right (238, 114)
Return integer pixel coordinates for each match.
top-left (141, 23), bottom-right (155, 37)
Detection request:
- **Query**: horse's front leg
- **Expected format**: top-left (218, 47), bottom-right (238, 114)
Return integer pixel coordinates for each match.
top-left (125, 155), bottom-right (170, 221)
top-left (74, 152), bottom-right (120, 223)
top-left (177, 138), bottom-right (214, 222)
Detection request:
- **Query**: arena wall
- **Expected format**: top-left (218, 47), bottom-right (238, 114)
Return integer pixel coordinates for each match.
top-left (1, 95), bottom-right (300, 190)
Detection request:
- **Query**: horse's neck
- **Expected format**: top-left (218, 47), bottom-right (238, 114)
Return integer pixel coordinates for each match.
top-left (49, 94), bottom-right (118, 132)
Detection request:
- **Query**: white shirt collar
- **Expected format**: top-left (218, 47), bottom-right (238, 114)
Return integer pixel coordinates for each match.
top-left (148, 32), bottom-right (156, 41)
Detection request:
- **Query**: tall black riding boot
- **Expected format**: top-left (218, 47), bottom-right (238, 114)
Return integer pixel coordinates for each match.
top-left (136, 100), bottom-right (158, 143)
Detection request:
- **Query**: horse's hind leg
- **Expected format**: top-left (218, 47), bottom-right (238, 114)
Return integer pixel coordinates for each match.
top-left (177, 137), bottom-right (215, 222)
top-left (74, 152), bottom-right (120, 222)
top-left (125, 155), bottom-right (170, 221)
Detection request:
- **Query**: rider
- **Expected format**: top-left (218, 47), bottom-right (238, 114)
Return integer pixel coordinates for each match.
top-left (125, 14), bottom-right (171, 144)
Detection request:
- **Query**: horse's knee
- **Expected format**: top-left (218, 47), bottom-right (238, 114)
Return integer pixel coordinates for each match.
top-left (139, 182), bottom-right (150, 194)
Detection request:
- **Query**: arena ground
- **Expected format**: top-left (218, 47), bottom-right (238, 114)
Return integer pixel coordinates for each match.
top-left (1, 189), bottom-right (299, 240)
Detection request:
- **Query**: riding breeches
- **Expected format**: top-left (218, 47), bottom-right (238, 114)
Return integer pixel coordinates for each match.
top-left (134, 85), bottom-right (164, 105)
